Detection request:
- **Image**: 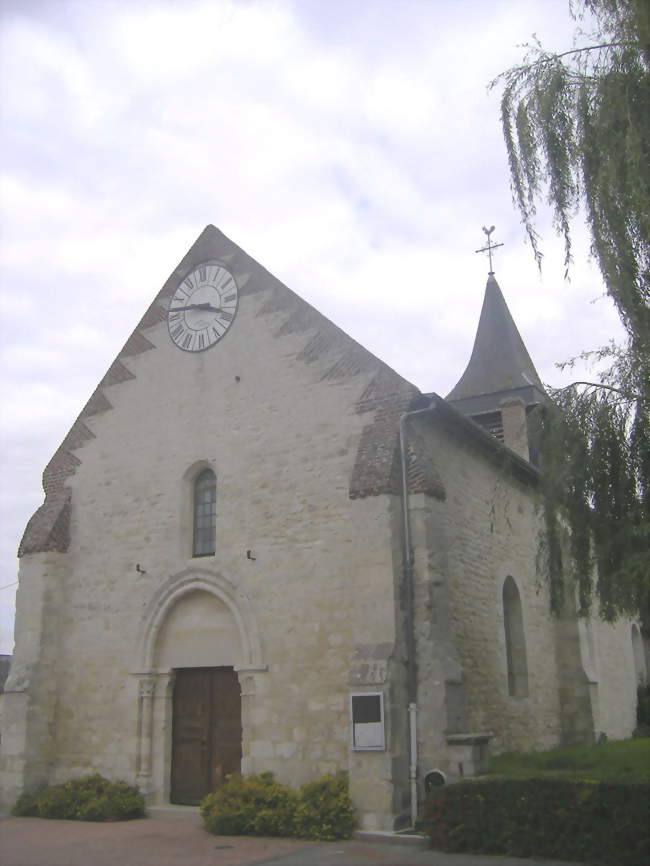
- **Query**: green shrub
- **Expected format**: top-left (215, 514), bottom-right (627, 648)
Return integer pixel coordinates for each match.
top-left (200, 773), bottom-right (298, 837)
top-left (294, 772), bottom-right (355, 840)
top-left (11, 790), bottom-right (40, 817)
top-left (423, 778), bottom-right (650, 866)
top-left (11, 774), bottom-right (145, 821)
top-left (200, 771), bottom-right (355, 840)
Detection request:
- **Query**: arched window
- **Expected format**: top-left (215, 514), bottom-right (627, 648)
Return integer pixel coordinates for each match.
top-left (193, 469), bottom-right (216, 556)
top-left (502, 576), bottom-right (529, 697)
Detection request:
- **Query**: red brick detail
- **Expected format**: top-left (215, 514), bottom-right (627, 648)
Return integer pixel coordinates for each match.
top-left (81, 389), bottom-right (112, 418)
top-left (356, 368), bottom-right (417, 413)
top-left (138, 302), bottom-right (167, 330)
top-left (296, 332), bottom-right (338, 364)
top-left (42, 448), bottom-right (81, 496)
top-left (274, 306), bottom-right (322, 338)
top-left (321, 345), bottom-right (377, 382)
top-left (294, 320), bottom-right (368, 370)
top-left (258, 289), bottom-right (300, 317)
top-left (405, 435), bottom-right (446, 499)
top-left (349, 370), bottom-right (446, 500)
top-left (60, 421), bottom-right (95, 457)
top-left (237, 271), bottom-right (268, 297)
top-left (18, 490), bottom-right (71, 557)
top-left (102, 361), bottom-right (136, 388)
top-left (349, 369), bottom-right (417, 499)
top-left (350, 410), bottom-right (403, 498)
top-left (120, 331), bottom-right (155, 357)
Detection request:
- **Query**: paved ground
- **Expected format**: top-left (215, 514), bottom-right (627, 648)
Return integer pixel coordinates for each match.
top-left (0, 816), bottom-right (580, 866)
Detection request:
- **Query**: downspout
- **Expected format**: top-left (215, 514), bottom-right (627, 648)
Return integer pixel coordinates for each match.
top-left (399, 400), bottom-right (438, 828)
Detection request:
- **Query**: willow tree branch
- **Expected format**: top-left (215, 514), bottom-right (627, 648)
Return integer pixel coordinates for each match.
top-left (554, 380), bottom-right (640, 399)
top-left (490, 40), bottom-right (637, 88)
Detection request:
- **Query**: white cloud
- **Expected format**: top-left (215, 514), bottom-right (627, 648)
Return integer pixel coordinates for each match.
top-left (0, 0), bottom-right (627, 653)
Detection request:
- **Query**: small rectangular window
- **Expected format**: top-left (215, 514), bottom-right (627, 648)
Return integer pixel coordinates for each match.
top-left (350, 692), bottom-right (385, 750)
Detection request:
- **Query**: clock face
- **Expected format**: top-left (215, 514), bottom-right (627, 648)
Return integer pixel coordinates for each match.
top-left (168, 262), bottom-right (239, 352)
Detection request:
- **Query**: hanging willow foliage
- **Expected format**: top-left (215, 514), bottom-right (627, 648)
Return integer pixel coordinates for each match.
top-left (540, 348), bottom-right (648, 622)
top-left (493, 0), bottom-right (649, 622)
top-left (493, 0), bottom-right (649, 341)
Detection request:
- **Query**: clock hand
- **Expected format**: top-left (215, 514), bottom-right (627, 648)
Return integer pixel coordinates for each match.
top-left (169, 303), bottom-right (225, 314)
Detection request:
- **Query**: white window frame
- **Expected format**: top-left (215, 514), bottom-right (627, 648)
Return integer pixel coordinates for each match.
top-left (349, 691), bottom-right (385, 751)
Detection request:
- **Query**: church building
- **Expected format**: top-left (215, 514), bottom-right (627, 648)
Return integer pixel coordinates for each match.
top-left (0, 225), bottom-right (643, 830)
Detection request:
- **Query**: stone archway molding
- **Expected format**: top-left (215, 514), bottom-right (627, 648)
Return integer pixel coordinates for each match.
top-left (136, 567), bottom-right (266, 673)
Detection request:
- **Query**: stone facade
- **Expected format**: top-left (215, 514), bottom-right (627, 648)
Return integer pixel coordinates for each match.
top-left (0, 226), bottom-right (642, 829)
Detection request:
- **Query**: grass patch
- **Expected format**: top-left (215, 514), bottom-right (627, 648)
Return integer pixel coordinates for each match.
top-left (488, 737), bottom-right (650, 782)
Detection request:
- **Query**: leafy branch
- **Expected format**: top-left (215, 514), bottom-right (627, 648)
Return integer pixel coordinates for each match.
top-left (554, 381), bottom-right (640, 399)
top-left (494, 0), bottom-right (649, 623)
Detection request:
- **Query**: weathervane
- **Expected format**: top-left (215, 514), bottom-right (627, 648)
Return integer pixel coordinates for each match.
top-left (475, 225), bottom-right (503, 274)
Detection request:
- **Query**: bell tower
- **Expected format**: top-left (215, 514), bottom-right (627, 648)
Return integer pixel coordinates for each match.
top-left (446, 228), bottom-right (546, 463)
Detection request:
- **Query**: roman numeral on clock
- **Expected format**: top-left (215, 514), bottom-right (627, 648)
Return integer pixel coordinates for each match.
top-left (169, 264), bottom-right (236, 350)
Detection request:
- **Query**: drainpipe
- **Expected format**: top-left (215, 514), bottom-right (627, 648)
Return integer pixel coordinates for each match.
top-left (399, 400), bottom-right (437, 829)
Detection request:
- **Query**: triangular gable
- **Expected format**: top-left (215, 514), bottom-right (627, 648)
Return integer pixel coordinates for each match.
top-left (20, 225), bottom-right (442, 556)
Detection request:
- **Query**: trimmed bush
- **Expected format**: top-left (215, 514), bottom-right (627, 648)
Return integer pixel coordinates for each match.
top-left (423, 778), bottom-right (649, 866)
top-left (11, 790), bottom-right (40, 817)
top-left (201, 773), bottom-right (298, 837)
top-left (11, 774), bottom-right (145, 822)
top-left (200, 771), bottom-right (355, 840)
top-left (295, 772), bottom-right (355, 841)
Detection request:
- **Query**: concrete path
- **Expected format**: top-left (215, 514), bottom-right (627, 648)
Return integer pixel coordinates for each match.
top-left (0, 815), bottom-right (580, 866)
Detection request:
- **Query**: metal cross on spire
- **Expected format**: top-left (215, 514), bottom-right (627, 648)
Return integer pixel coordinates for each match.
top-left (475, 225), bottom-right (504, 275)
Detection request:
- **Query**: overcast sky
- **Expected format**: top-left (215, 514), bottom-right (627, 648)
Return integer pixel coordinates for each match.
top-left (0, 0), bottom-right (624, 653)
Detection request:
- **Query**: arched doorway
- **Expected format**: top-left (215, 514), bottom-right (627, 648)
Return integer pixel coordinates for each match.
top-left (134, 569), bottom-right (266, 805)
top-left (155, 591), bottom-right (242, 804)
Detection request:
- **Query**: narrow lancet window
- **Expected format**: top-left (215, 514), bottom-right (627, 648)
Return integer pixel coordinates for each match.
top-left (503, 576), bottom-right (529, 697)
top-left (193, 469), bottom-right (216, 556)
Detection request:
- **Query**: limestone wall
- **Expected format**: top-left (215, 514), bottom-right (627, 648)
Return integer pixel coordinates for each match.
top-left (412, 416), bottom-right (564, 759)
top-left (0, 553), bottom-right (67, 807)
top-left (588, 617), bottom-right (638, 739)
top-left (4, 276), bottom-right (406, 829)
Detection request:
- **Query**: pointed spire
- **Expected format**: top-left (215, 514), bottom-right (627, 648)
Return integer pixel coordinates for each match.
top-left (447, 273), bottom-right (544, 403)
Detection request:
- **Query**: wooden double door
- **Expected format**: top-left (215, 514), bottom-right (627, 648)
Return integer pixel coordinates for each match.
top-left (170, 667), bottom-right (242, 805)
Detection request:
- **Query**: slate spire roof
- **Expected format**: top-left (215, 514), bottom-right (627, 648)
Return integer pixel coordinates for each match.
top-left (446, 273), bottom-right (545, 411)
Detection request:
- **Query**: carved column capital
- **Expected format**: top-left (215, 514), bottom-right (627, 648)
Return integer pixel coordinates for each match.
top-left (139, 677), bottom-right (156, 699)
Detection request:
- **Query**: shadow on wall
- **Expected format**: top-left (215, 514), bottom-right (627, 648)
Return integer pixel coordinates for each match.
top-left (0, 655), bottom-right (11, 694)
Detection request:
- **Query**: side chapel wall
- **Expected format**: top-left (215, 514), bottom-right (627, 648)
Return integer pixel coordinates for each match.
top-left (414, 418), bottom-right (564, 755)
